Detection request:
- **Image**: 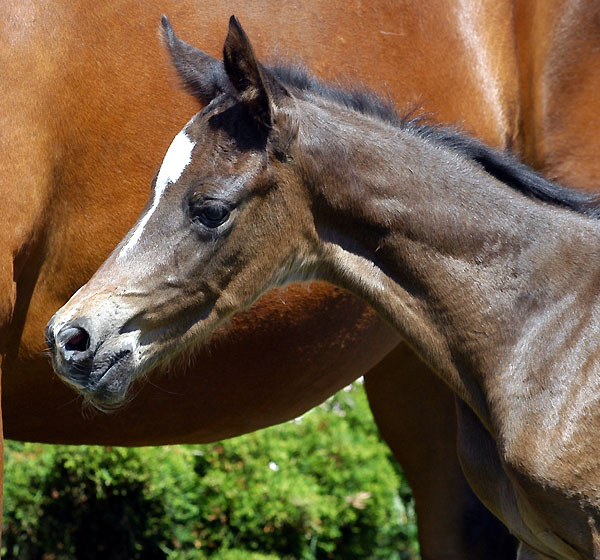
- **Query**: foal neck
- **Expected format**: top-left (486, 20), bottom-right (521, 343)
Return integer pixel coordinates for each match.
top-left (298, 106), bottom-right (600, 425)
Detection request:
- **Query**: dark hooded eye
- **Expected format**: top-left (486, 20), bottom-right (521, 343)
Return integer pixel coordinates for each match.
top-left (189, 198), bottom-right (231, 228)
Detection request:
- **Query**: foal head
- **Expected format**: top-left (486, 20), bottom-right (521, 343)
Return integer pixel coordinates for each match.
top-left (46, 17), bottom-right (321, 406)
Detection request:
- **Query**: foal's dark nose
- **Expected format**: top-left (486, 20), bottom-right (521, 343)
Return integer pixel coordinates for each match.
top-left (50, 320), bottom-right (97, 379)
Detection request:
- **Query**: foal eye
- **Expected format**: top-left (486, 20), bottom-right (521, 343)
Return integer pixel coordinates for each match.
top-left (189, 199), bottom-right (231, 228)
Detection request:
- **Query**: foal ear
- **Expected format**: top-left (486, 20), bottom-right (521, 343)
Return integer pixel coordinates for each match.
top-left (223, 16), bottom-right (278, 129)
top-left (161, 16), bottom-right (228, 105)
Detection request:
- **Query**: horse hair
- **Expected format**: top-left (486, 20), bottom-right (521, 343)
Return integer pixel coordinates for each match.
top-left (269, 62), bottom-right (600, 218)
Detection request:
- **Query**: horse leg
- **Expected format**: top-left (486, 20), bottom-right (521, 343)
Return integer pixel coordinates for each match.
top-left (0, 357), bottom-right (4, 533)
top-left (364, 343), bottom-right (517, 560)
top-left (0, 261), bottom-right (16, 536)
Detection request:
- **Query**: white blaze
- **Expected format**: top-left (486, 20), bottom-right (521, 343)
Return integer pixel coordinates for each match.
top-left (118, 129), bottom-right (195, 260)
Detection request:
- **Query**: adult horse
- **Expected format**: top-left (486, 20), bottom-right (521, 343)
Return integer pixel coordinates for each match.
top-left (47, 14), bottom-right (600, 557)
top-left (4, 0), bottom-right (600, 556)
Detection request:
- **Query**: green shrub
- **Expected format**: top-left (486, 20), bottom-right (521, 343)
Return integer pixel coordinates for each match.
top-left (3, 383), bottom-right (419, 559)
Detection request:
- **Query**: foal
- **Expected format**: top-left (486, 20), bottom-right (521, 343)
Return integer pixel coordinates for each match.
top-left (47, 17), bottom-right (600, 558)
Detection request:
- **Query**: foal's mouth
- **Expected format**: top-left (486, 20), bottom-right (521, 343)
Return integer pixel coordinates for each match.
top-left (58, 348), bottom-right (134, 406)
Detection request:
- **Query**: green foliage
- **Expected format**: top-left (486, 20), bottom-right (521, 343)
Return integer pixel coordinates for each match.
top-left (3, 383), bottom-right (419, 559)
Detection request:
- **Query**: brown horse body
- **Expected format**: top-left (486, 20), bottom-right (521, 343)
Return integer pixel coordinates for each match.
top-left (5, 1), bottom-right (600, 557)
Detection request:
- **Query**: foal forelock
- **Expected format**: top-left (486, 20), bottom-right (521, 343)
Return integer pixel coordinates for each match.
top-left (118, 120), bottom-right (197, 261)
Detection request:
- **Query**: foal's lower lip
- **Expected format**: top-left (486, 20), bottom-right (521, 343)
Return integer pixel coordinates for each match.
top-left (90, 350), bottom-right (131, 388)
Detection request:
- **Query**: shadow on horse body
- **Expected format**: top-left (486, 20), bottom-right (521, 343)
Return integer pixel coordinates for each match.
top-left (5, 1), bottom-right (600, 557)
top-left (47, 17), bottom-right (600, 558)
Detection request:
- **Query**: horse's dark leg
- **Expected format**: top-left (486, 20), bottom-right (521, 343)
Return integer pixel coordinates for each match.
top-left (0, 357), bottom-right (4, 538)
top-left (0, 264), bottom-right (14, 540)
top-left (364, 343), bottom-right (517, 560)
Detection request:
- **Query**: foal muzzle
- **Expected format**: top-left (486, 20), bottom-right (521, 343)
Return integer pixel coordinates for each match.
top-left (46, 313), bottom-right (136, 406)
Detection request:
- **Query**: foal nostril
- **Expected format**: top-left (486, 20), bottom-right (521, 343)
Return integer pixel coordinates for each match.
top-left (64, 329), bottom-right (90, 353)
top-left (57, 325), bottom-right (92, 363)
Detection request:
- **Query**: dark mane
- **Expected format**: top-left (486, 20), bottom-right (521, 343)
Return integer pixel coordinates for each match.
top-left (401, 119), bottom-right (600, 218)
top-left (269, 63), bottom-right (600, 218)
top-left (269, 63), bottom-right (401, 126)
